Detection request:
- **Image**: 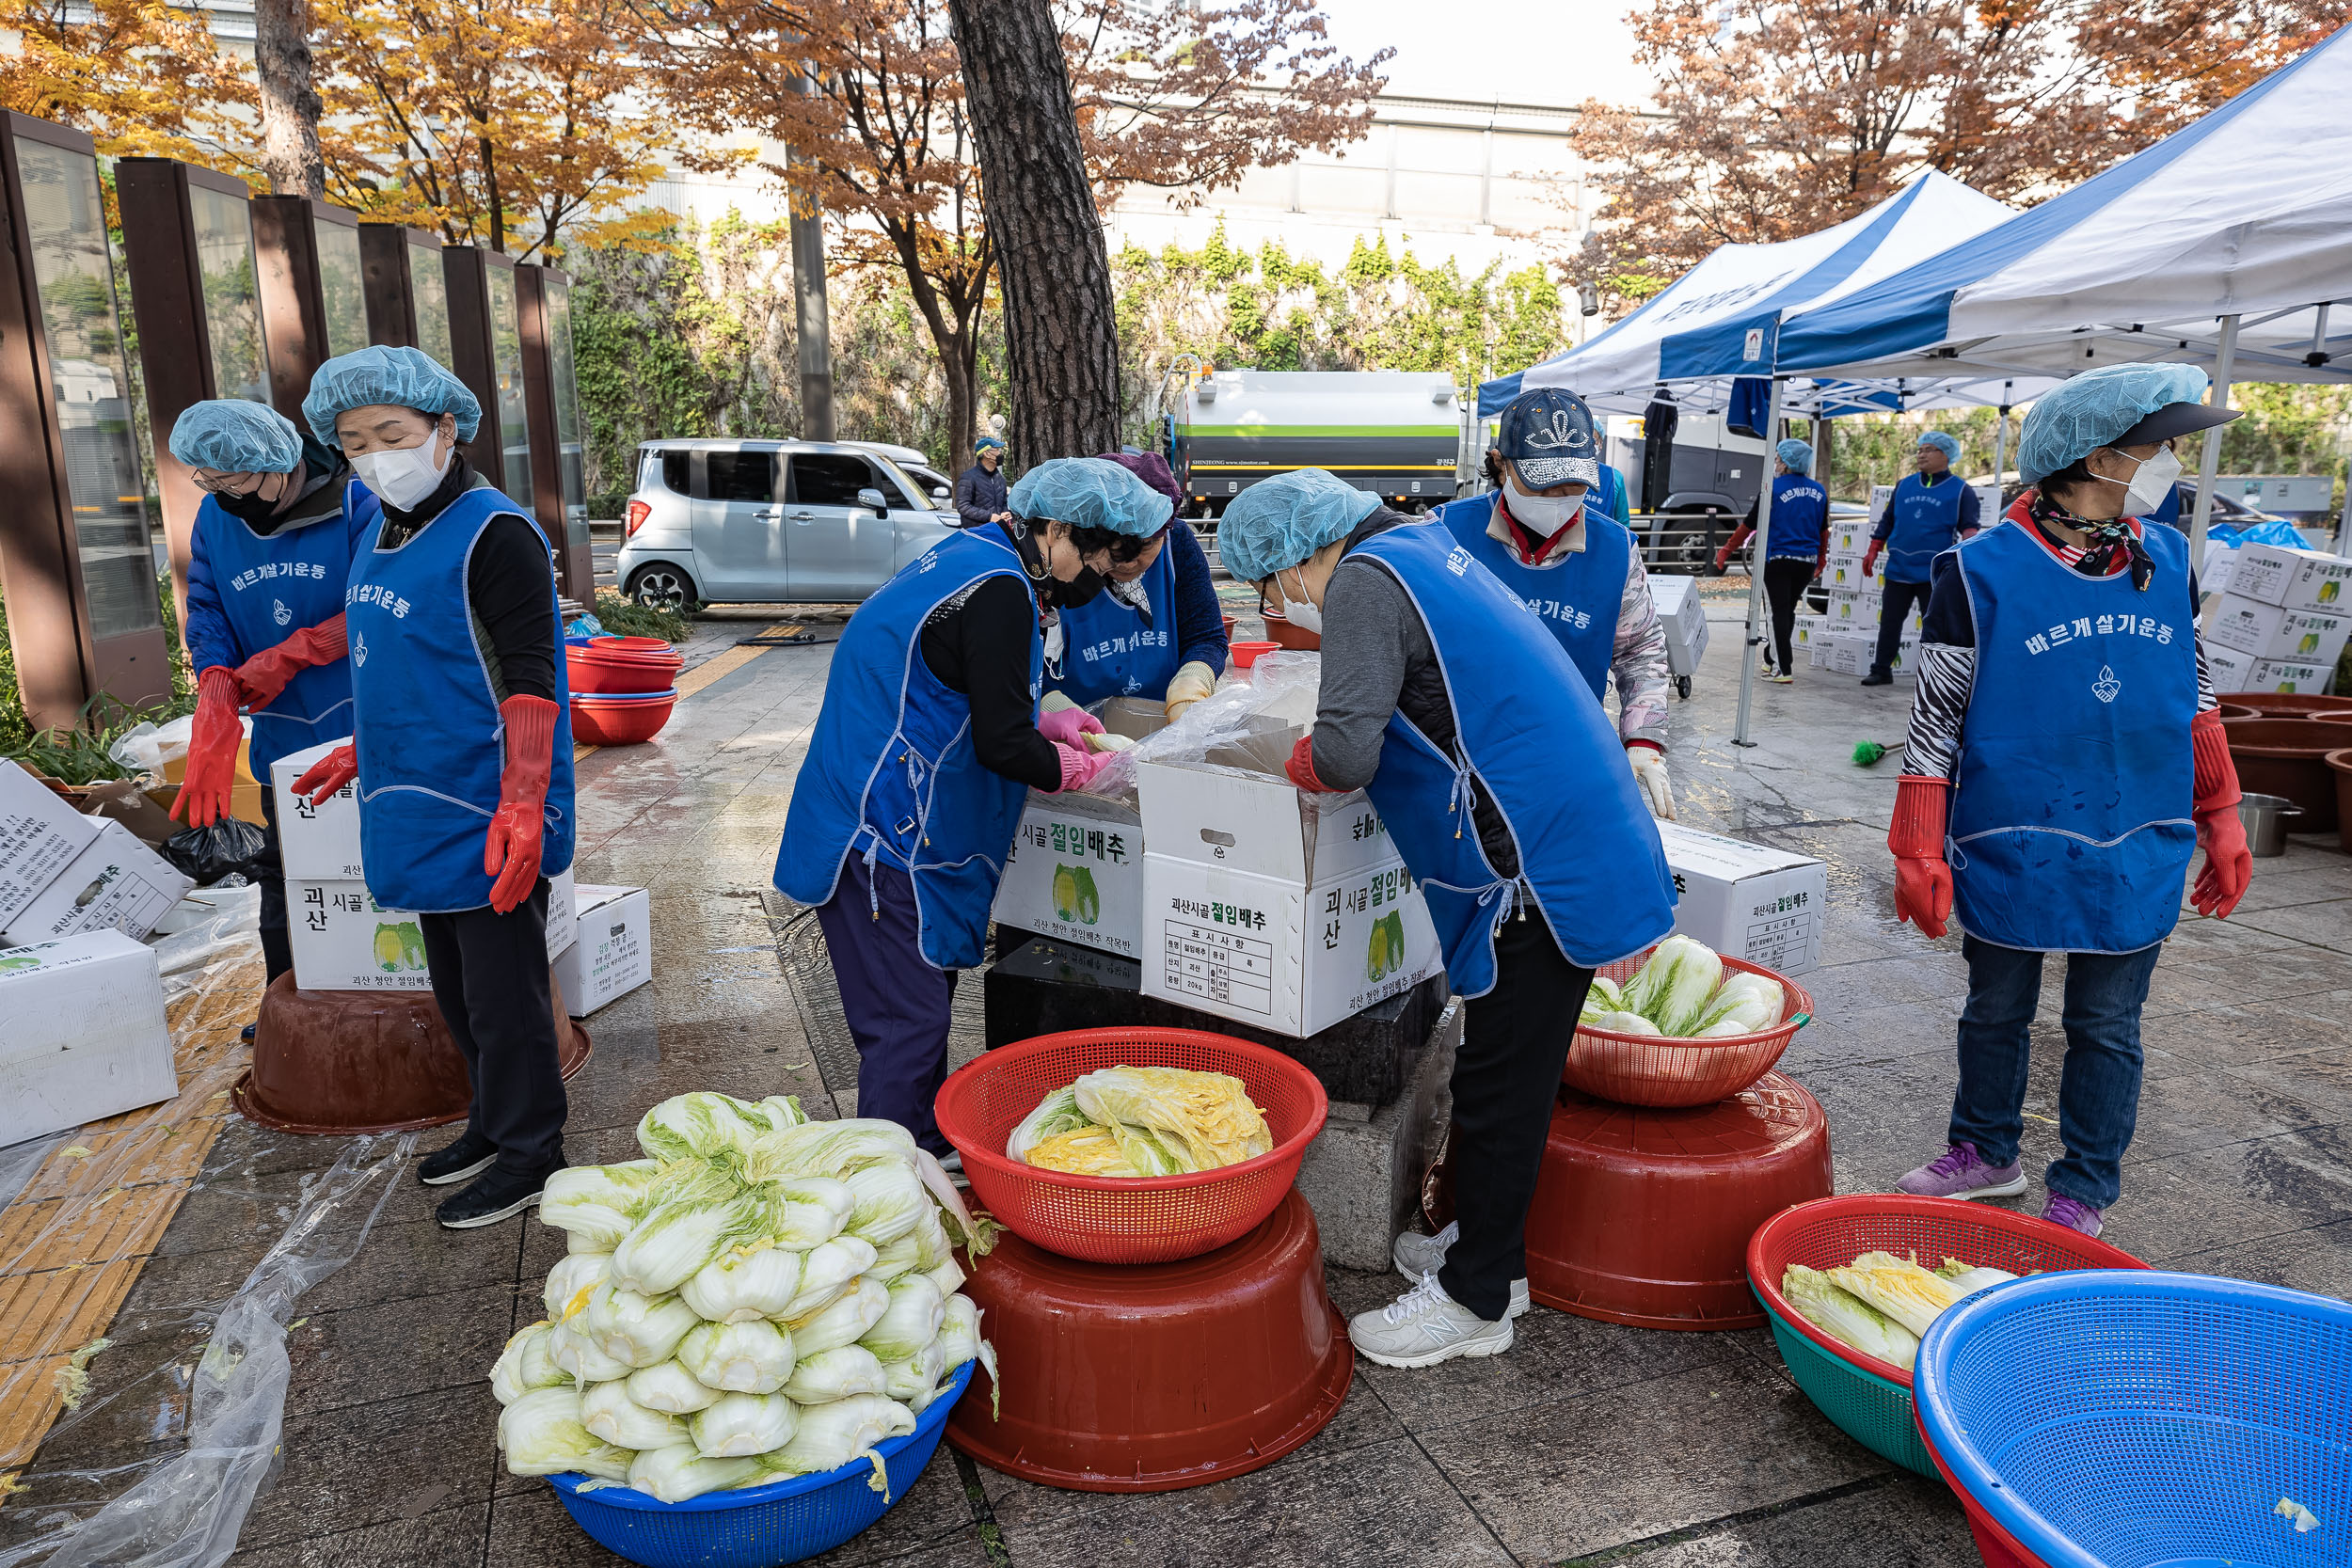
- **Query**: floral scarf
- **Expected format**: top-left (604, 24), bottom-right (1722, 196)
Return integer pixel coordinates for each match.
top-left (2026, 488), bottom-right (2154, 591)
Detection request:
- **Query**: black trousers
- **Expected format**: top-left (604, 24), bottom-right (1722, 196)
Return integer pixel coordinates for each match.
top-left (1871, 578), bottom-right (1933, 677)
top-left (257, 790), bottom-right (291, 985)
top-left (1438, 906), bottom-right (1597, 1322)
top-left (1762, 557), bottom-right (1816, 675)
top-left (419, 879), bottom-right (566, 1174)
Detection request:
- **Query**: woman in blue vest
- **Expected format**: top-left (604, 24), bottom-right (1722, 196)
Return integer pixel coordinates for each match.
top-left (776, 458), bottom-right (1154, 1158)
top-left (1220, 467), bottom-right (1677, 1370)
top-left (291, 347), bottom-right (577, 1231)
top-left (1039, 450), bottom-right (1228, 719)
top-left (1436, 388), bottom-right (1675, 820)
top-left (1714, 438), bottom-right (1830, 684)
top-left (1861, 429), bottom-right (1980, 685)
top-left (1886, 363), bottom-right (2251, 1239)
top-left (168, 399), bottom-right (379, 987)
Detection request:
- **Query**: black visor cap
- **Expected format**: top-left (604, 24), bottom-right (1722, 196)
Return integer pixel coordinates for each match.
top-left (2113, 400), bottom-right (2242, 449)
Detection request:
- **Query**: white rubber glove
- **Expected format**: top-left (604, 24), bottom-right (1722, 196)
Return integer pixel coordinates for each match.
top-left (1039, 689), bottom-right (1081, 716)
top-left (1628, 745), bottom-right (1676, 821)
top-left (1164, 660), bottom-right (1217, 721)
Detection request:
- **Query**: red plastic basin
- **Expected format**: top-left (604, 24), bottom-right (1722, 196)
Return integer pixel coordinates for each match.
top-left (1227, 640), bottom-right (1279, 669)
top-left (946, 1188), bottom-right (1350, 1492)
top-left (2218, 690), bottom-right (2351, 718)
top-left (589, 635), bottom-right (677, 657)
top-left (2329, 749), bottom-right (2352, 854)
top-left (568, 652), bottom-right (684, 695)
top-left (571, 691), bottom-right (677, 745)
top-left (1260, 610), bottom-right (1321, 651)
top-left (2222, 716), bottom-right (2352, 832)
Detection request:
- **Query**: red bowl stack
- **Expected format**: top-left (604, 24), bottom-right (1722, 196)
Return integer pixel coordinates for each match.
top-left (568, 637), bottom-right (684, 744)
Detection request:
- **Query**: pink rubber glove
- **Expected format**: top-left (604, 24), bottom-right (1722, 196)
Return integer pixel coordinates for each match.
top-left (1037, 706), bottom-right (1104, 749)
top-left (1053, 743), bottom-right (1109, 792)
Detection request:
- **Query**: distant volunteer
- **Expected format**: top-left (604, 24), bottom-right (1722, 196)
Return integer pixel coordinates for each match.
top-left (1220, 467), bottom-right (1676, 1370)
top-left (168, 399), bottom-right (379, 986)
top-left (293, 347), bottom-right (577, 1231)
top-left (776, 458), bottom-right (1155, 1159)
top-left (1861, 429), bottom-right (1980, 685)
top-left (1887, 363), bottom-right (2249, 1239)
top-left (1029, 449), bottom-right (1227, 720)
top-left (1714, 439), bottom-right (1830, 684)
top-left (953, 435), bottom-right (1010, 528)
top-left (1435, 388), bottom-right (1676, 820)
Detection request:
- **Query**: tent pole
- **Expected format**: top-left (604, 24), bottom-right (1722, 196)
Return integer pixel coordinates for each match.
top-left (2188, 314), bottom-right (2238, 567)
top-left (1732, 375), bottom-right (1784, 748)
top-left (1991, 381), bottom-right (2011, 500)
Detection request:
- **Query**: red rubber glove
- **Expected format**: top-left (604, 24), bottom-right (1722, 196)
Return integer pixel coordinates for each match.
top-left (1888, 774), bottom-right (1952, 939)
top-left (294, 741), bottom-right (358, 805)
top-left (485, 694), bottom-right (561, 914)
top-left (1051, 742), bottom-right (1109, 793)
top-left (1860, 541), bottom-right (1883, 579)
top-left (1285, 734), bottom-right (1343, 794)
top-left (234, 613), bottom-right (349, 709)
top-left (1036, 705), bottom-right (1104, 750)
top-left (171, 667), bottom-right (246, 828)
top-left (2189, 708), bottom-right (2250, 918)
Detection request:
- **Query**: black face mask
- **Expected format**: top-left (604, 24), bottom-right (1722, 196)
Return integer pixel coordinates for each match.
top-left (214, 485), bottom-right (290, 530)
top-left (1048, 564), bottom-right (1106, 610)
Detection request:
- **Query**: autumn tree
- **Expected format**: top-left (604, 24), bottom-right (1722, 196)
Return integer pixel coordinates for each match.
top-left (0, 0), bottom-right (251, 163)
top-left (255, 0), bottom-right (326, 197)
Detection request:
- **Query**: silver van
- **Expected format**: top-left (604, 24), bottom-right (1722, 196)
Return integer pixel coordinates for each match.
top-left (616, 439), bottom-right (961, 609)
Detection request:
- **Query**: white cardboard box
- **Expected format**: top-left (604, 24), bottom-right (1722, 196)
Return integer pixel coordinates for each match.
top-left (1829, 522), bottom-right (1870, 557)
top-left (1821, 557), bottom-right (1869, 590)
top-left (2204, 594), bottom-right (2351, 666)
top-left (1793, 613), bottom-right (1825, 649)
top-left (2204, 645), bottom-right (2335, 695)
top-left (0, 928), bottom-right (177, 1146)
top-left (2201, 541), bottom-right (2236, 601)
top-left (553, 885), bottom-right (651, 1016)
top-left (990, 791), bottom-right (1145, 958)
top-left (1135, 759), bottom-right (1439, 1037)
top-left (2, 820), bottom-right (193, 947)
top-left (271, 737), bottom-right (362, 879)
top-left (288, 866), bottom-right (576, 991)
top-left (1647, 575), bottom-right (1708, 680)
top-left (0, 760), bottom-right (103, 930)
top-left (2223, 542), bottom-right (2352, 612)
top-left (1656, 821), bottom-right (1826, 975)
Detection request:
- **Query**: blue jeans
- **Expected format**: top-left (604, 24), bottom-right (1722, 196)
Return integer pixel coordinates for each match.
top-left (814, 854), bottom-right (957, 1156)
top-left (1948, 934), bottom-right (2163, 1210)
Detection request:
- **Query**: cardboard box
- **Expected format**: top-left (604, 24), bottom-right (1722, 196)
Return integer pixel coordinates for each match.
top-left (1821, 557), bottom-right (1869, 589)
top-left (1793, 613), bottom-right (1824, 649)
top-left (1819, 631), bottom-right (1915, 676)
top-left (2204, 645), bottom-right (2334, 695)
top-left (1867, 484), bottom-right (1895, 527)
top-left (1647, 575), bottom-right (1708, 679)
top-left (0, 759), bottom-right (103, 929)
top-left (288, 866), bottom-right (577, 991)
top-left (1135, 759), bottom-right (1439, 1037)
top-left (1, 820), bottom-right (193, 946)
top-left (1829, 522), bottom-right (1870, 556)
top-left (552, 884), bottom-right (650, 1016)
top-left (2204, 594), bottom-right (2351, 666)
top-left (1656, 822), bottom-right (1826, 975)
top-left (991, 791), bottom-right (1145, 958)
top-left (0, 928), bottom-right (177, 1146)
top-left (2222, 542), bottom-right (2352, 612)
top-left (271, 737), bottom-right (363, 879)
top-left (2201, 540), bottom-right (2236, 601)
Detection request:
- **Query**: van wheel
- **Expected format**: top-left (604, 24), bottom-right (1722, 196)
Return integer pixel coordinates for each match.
top-left (626, 564), bottom-right (696, 611)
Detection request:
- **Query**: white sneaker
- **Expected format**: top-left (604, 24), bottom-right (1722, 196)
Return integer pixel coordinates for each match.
top-left (1391, 1222), bottom-right (1531, 1319)
top-left (1348, 1273), bottom-right (1515, 1369)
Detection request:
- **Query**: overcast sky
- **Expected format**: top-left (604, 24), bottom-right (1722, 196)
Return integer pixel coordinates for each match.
top-left (1312, 0), bottom-right (1657, 110)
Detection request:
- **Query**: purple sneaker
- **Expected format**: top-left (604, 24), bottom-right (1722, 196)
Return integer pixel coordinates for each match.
top-left (1897, 1142), bottom-right (2027, 1200)
top-left (2042, 1194), bottom-right (2104, 1238)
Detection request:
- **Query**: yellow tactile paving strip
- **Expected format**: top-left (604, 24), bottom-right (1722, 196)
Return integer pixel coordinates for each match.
top-left (0, 947), bottom-right (262, 1481)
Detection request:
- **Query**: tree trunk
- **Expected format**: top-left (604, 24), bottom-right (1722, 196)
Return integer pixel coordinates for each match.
top-left (253, 0), bottom-right (325, 198)
top-left (942, 334), bottom-right (976, 488)
top-left (947, 0), bottom-right (1120, 464)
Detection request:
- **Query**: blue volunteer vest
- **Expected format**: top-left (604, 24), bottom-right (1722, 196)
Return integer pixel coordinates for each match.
top-left (775, 527), bottom-right (1043, 970)
top-left (345, 485), bottom-right (576, 913)
top-left (1045, 542), bottom-right (1179, 705)
top-left (1764, 473), bottom-right (1829, 559)
top-left (1349, 521), bottom-right (1676, 994)
top-left (1947, 521), bottom-right (2197, 954)
top-left (1883, 473), bottom-right (1968, 582)
top-left (192, 479), bottom-right (378, 779)
top-left (1437, 490), bottom-right (1629, 700)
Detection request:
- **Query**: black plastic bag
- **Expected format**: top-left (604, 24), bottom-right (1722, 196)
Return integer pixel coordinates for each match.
top-left (162, 816), bottom-right (270, 885)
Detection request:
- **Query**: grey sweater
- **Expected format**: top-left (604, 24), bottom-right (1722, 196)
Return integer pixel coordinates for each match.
top-left (1309, 508), bottom-right (1518, 877)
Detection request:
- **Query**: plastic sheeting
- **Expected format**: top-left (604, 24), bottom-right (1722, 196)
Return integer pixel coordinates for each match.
top-left (1078, 651), bottom-right (1324, 802)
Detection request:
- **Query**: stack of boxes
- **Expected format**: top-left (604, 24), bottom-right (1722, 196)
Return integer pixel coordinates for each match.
top-left (1796, 492), bottom-right (1922, 676)
top-left (2201, 543), bottom-right (2352, 695)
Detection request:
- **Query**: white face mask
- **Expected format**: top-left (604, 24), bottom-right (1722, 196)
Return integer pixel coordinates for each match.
top-left (2105, 446), bottom-right (2182, 518)
top-left (1505, 486), bottom-right (1585, 534)
top-left (1042, 613), bottom-right (1065, 673)
top-left (1277, 566), bottom-right (1323, 635)
top-left (352, 435), bottom-right (451, 512)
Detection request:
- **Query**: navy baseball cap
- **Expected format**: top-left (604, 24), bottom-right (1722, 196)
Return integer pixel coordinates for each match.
top-left (1497, 388), bottom-right (1600, 489)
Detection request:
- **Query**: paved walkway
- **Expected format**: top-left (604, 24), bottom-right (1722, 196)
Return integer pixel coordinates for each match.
top-left (8, 584), bottom-right (2347, 1568)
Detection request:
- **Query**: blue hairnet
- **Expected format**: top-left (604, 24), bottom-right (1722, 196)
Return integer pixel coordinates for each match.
top-left (303, 345), bottom-right (482, 446)
top-left (2016, 362), bottom-right (2210, 484)
top-left (168, 399), bottom-right (303, 474)
top-left (1216, 468), bottom-right (1379, 585)
top-left (1007, 457), bottom-right (1171, 537)
top-left (1775, 438), bottom-right (1814, 475)
top-left (1916, 430), bottom-right (1961, 466)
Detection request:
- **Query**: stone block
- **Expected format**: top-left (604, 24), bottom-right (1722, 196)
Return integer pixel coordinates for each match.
top-left (1295, 998), bottom-right (1460, 1272)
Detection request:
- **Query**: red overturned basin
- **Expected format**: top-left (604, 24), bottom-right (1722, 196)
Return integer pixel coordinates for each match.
top-left (2220, 716), bottom-right (2352, 832)
top-left (572, 689), bottom-right (678, 746)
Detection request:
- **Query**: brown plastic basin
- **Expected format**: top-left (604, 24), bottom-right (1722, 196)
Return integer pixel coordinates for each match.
top-left (2329, 750), bottom-right (2352, 855)
top-left (2215, 704), bottom-right (2259, 720)
top-left (2219, 691), bottom-right (2352, 718)
top-left (2222, 718), bottom-right (2352, 834)
top-left (233, 971), bottom-right (593, 1134)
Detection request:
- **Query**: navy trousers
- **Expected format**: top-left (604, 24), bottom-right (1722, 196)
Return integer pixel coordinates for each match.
top-left (814, 854), bottom-right (957, 1155)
